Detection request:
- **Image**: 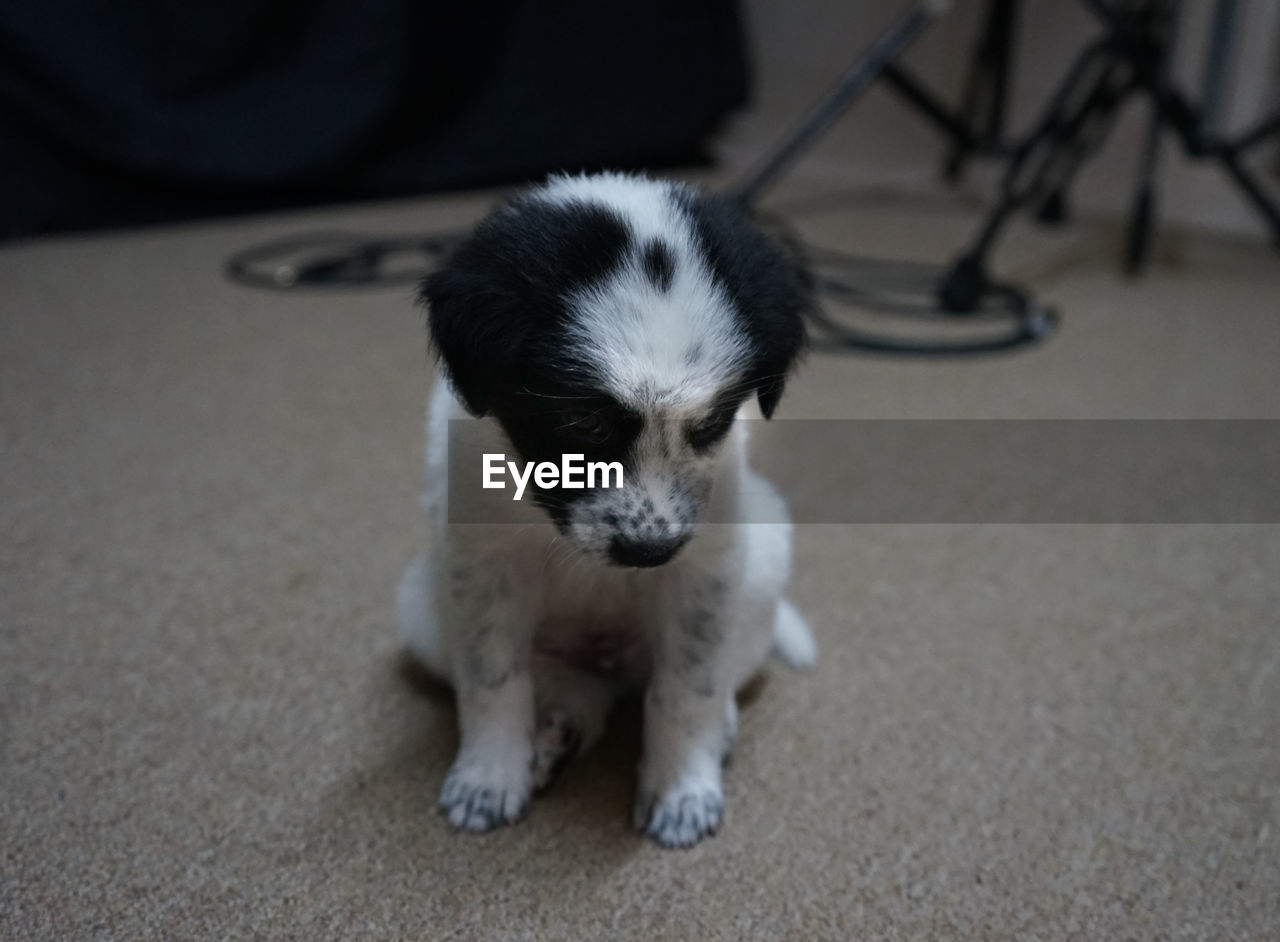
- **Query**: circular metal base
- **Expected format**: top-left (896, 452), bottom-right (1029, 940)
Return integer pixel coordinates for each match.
top-left (799, 245), bottom-right (1058, 356)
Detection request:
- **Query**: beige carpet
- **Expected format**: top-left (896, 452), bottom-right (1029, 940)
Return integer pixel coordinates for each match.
top-left (3, 179), bottom-right (1279, 940)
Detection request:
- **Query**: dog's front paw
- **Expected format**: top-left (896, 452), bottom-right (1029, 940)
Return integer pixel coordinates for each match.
top-left (439, 754), bottom-right (532, 832)
top-left (633, 781), bottom-right (724, 848)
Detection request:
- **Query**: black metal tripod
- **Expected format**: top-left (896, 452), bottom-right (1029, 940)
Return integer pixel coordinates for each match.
top-left (883, 0), bottom-right (1020, 182)
top-left (730, 0), bottom-right (1280, 351)
top-left (939, 0), bottom-right (1280, 312)
top-left (728, 0), bottom-right (1056, 354)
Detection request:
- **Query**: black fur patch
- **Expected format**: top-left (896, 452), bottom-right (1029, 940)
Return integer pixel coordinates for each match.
top-left (672, 186), bottom-right (810, 418)
top-left (641, 238), bottom-right (676, 293)
top-left (421, 196), bottom-right (632, 416)
top-left (492, 385), bottom-right (644, 529)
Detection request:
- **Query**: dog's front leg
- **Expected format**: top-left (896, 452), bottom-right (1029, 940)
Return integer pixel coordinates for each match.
top-left (439, 563), bottom-right (536, 831)
top-left (634, 577), bottom-right (733, 848)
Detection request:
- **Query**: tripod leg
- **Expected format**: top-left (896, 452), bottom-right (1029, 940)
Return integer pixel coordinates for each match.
top-left (981, 0), bottom-right (1018, 146)
top-left (727, 1), bottom-right (946, 208)
top-left (946, 0), bottom-right (1019, 181)
top-left (939, 42), bottom-right (1122, 312)
top-left (1218, 148), bottom-right (1280, 246)
top-left (1124, 1), bottom-right (1179, 274)
top-left (1232, 113), bottom-right (1280, 154)
top-left (1124, 110), bottom-right (1161, 272)
top-left (1210, 113), bottom-right (1280, 245)
top-left (1033, 45), bottom-right (1134, 226)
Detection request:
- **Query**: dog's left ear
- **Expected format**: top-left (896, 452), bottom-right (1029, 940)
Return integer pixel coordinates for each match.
top-left (676, 188), bottom-right (811, 419)
top-left (743, 285), bottom-right (809, 419)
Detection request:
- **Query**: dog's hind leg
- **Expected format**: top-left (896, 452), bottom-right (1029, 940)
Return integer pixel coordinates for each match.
top-left (721, 695), bottom-right (738, 761)
top-left (530, 654), bottom-right (618, 790)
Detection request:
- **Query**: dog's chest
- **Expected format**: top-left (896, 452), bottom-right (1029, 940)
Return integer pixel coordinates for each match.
top-left (531, 564), bottom-right (656, 682)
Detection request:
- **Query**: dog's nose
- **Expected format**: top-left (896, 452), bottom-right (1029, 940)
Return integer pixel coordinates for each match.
top-left (608, 534), bottom-right (689, 568)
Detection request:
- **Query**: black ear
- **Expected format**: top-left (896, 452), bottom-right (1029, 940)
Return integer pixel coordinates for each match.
top-left (740, 261), bottom-right (809, 418)
top-left (751, 323), bottom-right (805, 418)
top-left (421, 194), bottom-right (634, 416)
top-left (420, 259), bottom-right (525, 417)
top-left (674, 187), bottom-right (810, 418)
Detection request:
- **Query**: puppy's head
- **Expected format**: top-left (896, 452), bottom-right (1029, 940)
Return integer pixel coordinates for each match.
top-left (423, 173), bottom-right (809, 567)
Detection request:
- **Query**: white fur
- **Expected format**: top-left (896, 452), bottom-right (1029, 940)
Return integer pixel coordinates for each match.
top-left (542, 173), bottom-right (752, 407)
top-left (397, 173), bottom-right (816, 848)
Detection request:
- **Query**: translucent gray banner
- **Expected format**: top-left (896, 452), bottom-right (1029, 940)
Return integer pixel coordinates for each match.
top-left (445, 420), bottom-right (1280, 523)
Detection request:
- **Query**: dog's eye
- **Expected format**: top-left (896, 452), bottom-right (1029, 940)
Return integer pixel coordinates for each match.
top-left (559, 410), bottom-right (612, 444)
top-left (687, 407), bottom-right (737, 453)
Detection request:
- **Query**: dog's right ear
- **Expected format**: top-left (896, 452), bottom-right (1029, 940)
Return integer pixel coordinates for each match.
top-left (420, 259), bottom-right (526, 417)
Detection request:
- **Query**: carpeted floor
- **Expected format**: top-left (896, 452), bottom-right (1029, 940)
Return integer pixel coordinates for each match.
top-left (3, 178), bottom-right (1278, 939)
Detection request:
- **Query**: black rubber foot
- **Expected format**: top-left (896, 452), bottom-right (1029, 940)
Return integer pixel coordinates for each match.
top-left (1037, 190), bottom-right (1069, 225)
top-left (937, 254), bottom-right (988, 313)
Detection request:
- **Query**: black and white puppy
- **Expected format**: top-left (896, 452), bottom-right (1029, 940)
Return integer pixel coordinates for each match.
top-left (397, 172), bottom-right (816, 848)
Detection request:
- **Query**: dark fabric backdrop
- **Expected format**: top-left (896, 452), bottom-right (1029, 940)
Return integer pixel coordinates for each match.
top-left (0, 1), bottom-right (749, 239)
